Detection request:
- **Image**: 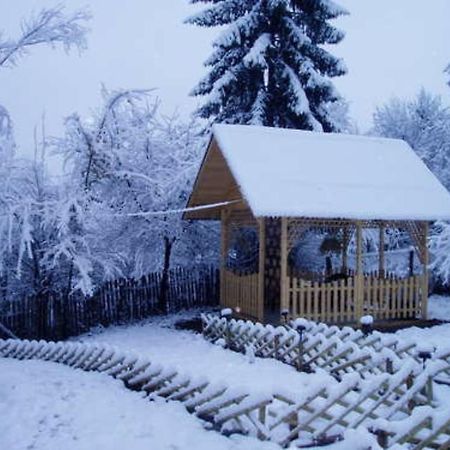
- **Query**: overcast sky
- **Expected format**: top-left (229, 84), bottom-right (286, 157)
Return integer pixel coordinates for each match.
top-left (1, 0), bottom-right (450, 165)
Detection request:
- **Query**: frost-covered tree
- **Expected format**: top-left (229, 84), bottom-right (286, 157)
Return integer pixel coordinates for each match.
top-left (0, 106), bottom-right (15, 162)
top-left (0, 4), bottom-right (92, 301)
top-left (0, 5), bottom-right (90, 68)
top-left (187, 0), bottom-right (348, 131)
top-left (0, 154), bottom-right (112, 300)
top-left (53, 89), bottom-right (219, 304)
top-left (372, 89), bottom-right (450, 190)
top-left (0, 4), bottom-right (90, 159)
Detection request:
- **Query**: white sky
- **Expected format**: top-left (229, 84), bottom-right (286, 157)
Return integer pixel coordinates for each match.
top-left (1, 0), bottom-right (450, 166)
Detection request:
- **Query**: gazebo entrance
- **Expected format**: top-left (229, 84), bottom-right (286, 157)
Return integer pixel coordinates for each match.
top-left (220, 208), bottom-right (428, 324)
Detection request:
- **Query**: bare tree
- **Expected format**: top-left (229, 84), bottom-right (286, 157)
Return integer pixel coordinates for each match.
top-left (0, 4), bottom-right (90, 68)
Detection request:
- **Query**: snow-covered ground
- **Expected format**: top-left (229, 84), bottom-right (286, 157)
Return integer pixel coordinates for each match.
top-left (76, 310), bottom-right (334, 397)
top-left (0, 358), bottom-right (280, 450)
top-left (2, 296), bottom-right (448, 450)
top-left (395, 295), bottom-right (450, 348)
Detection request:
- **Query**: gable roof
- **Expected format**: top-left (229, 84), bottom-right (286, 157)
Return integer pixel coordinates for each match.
top-left (185, 124), bottom-right (450, 221)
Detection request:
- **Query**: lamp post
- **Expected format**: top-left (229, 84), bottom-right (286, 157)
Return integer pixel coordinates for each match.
top-left (360, 315), bottom-right (374, 337)
top-left (416, 345), bottom-right (435, 403)
top-left (296, 321), bottom-right (308, 371)
top-left (280, 308), bottom-right (289, 325)
top-left (221, 308), bottom-right (233, 349)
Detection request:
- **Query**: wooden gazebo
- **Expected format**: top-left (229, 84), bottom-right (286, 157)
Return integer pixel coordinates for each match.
top-left (185, 124), bottom-right (450, 324)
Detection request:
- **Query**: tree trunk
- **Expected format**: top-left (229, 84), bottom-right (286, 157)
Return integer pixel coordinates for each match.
top-left (159, 236), bottom-right (175, 314)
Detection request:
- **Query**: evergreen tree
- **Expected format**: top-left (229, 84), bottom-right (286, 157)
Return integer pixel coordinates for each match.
top-left (186, 0), bottom-right (348, 131)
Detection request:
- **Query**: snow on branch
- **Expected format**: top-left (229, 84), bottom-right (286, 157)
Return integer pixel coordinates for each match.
top-left (0, 4), bottom-right (91, 68)
top-left (243, 33), bottom-right (271, 68)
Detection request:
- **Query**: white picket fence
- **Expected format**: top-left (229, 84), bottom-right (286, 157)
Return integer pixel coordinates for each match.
top-left (2, 337), bottom-right (449, 448)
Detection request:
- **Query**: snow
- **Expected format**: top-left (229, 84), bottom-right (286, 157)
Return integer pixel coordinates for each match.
top-left (427, 294), bottom-right (450, 320)
top-left (360, 315), bottom-right (374, 325)
top-left (0, 358), bottom-right (279, 450)
top-left (3, 296), bottom-right (450, 450)
top-left (212, 124), bottom-right (450, 220)
top-left (220, 307), bottom-right (233, 317)
top-left (75, 311), bottom-right (335, 397)
top-left (394, 295), bottom-right (450, 350)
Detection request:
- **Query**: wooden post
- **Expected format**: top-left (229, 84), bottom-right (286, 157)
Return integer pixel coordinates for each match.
top-left (421, 221), bottom-right (429, 320)
top-left (280, 217), bottom-right (289, 317)
top-left (341, 227), bottom-right (349, 274)
top-left (258, 218), bottom-right (266, 322)
top-left (220, 209), bottom-right (229, 309)
top-left (355, 221), bottom-right (363, 322)
top-left (378, 222), bottom-right (385, 278)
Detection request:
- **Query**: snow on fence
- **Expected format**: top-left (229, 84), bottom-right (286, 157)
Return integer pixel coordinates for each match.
top-left (202, 314), bottom-right (450, 385)
top-left (1, 338), bottom-right (449, 448)
top-left (0, 266), bottom-right (219, 341)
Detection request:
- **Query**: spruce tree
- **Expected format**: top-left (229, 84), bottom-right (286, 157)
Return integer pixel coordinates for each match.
top-left (187, 0), bottom-right (348, 131)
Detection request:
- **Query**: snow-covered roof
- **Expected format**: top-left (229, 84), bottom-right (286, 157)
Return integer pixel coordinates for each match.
top-left (187, 124), bottom-right (450, 221)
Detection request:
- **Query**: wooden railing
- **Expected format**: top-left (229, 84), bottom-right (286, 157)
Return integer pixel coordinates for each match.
top-left (222, 269), bottom-right (261, 320)
top-left (286, 274), bottom-right (423, 324)
top-left (288, 277), bottom-right (356, 323)
top-left (362, 274), bottom-right (422, 320)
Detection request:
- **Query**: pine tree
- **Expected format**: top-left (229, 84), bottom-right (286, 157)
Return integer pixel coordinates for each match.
top-left (186, 0), bottom-right (348, 131)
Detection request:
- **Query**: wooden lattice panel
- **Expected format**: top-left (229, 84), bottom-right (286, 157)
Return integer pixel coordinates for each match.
top-left (202, 314), bottom-right (450, 448)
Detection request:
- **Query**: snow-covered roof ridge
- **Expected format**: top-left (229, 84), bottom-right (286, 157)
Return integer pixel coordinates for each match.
top-left (214, 123), bottom-right (404, 146)
top-left (211, 123), bottom-right (450, 221)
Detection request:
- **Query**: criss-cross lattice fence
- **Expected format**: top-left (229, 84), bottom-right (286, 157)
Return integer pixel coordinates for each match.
top-left (202, 314), bottom-right (450, 385)
top-left (2, 338), bottom-right (449, 449)
top-left (372, 406), bottom-right (450, 449)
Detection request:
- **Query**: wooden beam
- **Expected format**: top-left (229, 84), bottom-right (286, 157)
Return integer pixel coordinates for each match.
top-left (355, 221), bottom-right (364, 321)
top-left (220, 209), bottom-right (229, 308)
top-left (379, 222), bottom-right (385, 278)
top-left (341, 226), bottom-right (350, 273)
top-left (421, 221), bottom-right (429, 320)
top-left (258, 218), bottom-right (266, 322)
top-left (280, 217), bottom-right (288, 316)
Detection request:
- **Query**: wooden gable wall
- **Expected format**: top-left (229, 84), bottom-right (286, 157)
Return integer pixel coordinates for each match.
top-left (184, 137), bottom-right (246, 220)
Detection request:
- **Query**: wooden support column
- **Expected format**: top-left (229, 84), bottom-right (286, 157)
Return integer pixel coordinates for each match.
top-left (258, 218), bottom-right (266, 322)
top-left (280, 217), bottom-right (288, 316)
top-left (421, 221), bottom-right (429, 320)
top-left (378, 222), bottom-right (385, 278)
top-left (355, 221), bottom-right (364, 321)
top-left (341, 227), bottom-right (349, 274)
top-left (220, 209), bottom-right (229, 308)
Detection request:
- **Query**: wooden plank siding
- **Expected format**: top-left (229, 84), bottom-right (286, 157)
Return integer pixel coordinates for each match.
top-left (222, 269), bottom-right (260, 321)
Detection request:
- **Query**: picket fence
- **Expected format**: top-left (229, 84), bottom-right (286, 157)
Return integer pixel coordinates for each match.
top-left (1, 338), bottom-right (449, 449)
top-left (0, 266), bottom-right (219, 341)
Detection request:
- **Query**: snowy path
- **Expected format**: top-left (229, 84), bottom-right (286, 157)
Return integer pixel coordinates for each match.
top-left (0, 358), bottom-right (279, 450)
